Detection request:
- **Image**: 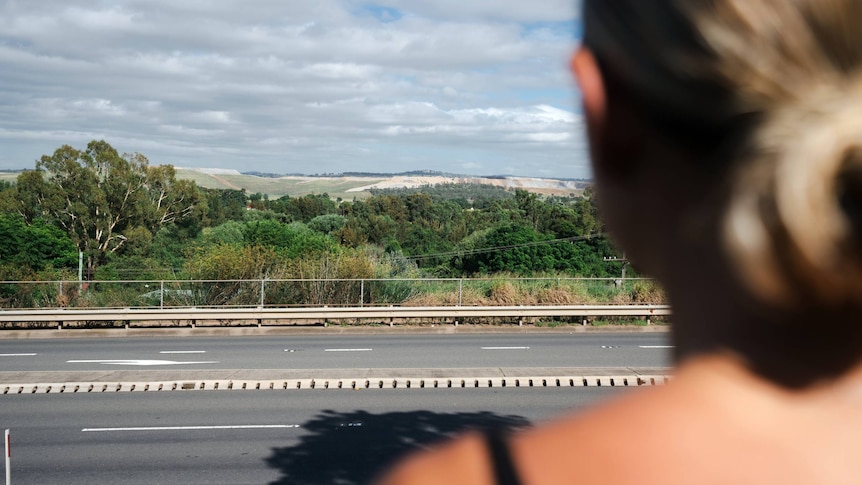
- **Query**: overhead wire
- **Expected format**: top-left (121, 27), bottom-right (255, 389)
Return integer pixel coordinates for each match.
top-left (405, 233), bottom-right (604, 261)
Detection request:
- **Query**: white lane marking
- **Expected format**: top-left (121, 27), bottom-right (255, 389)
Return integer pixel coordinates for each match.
top-left (481, 347), bottom-right (530, 350)
top-left (639, 346), bottom-right (675, 349)
top-left (0, 353), bottom-right (37, 356)
top-left (82, 424), bottom-right (300, 432)
top-left (159, 351), bottom-right (207, 354)
top-left (324, 348), bottom-right (373, 352)
top-left (67, 359), bottom-right (219, 366)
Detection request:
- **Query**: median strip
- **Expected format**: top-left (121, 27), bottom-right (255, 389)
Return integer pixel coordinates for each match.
top-left (0, 367), bottom-right (671, 394)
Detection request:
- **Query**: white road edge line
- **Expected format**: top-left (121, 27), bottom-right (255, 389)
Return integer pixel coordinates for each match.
top-left (82, 425), bottom-right (301, 432)
top-left (638, 346), bottom-right (675, 349)
top-left (481, 347), bottom-right (530, 350)
top-left (0, 353), bottom-right (37, 357)
top-left (324, 349), bottom-right (373, 352)
top-left (159, 351), bottom-right (207, 354)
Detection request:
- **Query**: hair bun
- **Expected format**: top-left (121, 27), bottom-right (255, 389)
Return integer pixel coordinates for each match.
top-left (724, 80), bottom-right (862, 306)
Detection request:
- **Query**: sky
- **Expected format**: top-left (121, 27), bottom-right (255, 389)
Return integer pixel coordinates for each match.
top-left (0, 0), bottom-right (589, 179)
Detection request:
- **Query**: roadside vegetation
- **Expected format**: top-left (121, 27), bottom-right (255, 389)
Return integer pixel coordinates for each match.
top-left (0, 140), bottom-right (665, 310)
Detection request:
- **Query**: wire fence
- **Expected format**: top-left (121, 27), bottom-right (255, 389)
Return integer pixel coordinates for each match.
top-left (0, 277), bottom-right (666, 310)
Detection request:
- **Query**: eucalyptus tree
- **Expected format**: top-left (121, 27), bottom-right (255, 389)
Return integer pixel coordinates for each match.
top-left (18, 140), bottom-right (203, 278)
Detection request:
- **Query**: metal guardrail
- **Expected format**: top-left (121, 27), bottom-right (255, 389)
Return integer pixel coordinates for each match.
top-left (0, 305), bottom-right (671, 328)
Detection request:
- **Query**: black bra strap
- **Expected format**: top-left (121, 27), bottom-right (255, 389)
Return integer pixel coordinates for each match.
top-left (484, 430), bottom-right (524, 485)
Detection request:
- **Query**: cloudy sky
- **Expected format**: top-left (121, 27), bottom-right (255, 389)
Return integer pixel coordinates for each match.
top-left (0, 1), bottom-right (589, 178)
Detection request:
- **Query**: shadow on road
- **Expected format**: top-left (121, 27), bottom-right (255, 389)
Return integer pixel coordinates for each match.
top-left (265, 409), bottom-right (531, 485)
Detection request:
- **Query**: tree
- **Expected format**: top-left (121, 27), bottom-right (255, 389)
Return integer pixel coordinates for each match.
top-left (242, 220), bottom-right (337, 259)
top-left (24, 140), bottom-right (202, 278)
top-left (0, 213), bottom-right (77, 271)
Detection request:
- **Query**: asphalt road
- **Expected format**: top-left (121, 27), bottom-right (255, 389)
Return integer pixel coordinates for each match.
top-left (0, 333), bottom-right (672, 372)
top-left (3, 387), bottom-right (630, 485)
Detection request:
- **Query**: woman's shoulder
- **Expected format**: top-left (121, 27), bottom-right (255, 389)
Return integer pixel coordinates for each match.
top-left (377, 356), bottom-right (810, 484)
top-left (377, 431), bottom-right (493, 485)
top-left (377, 377), bottom-right (705, 485)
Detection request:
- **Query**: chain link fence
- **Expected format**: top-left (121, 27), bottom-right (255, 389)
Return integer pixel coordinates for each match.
top-left (0, 277), bottom-right (665, 310)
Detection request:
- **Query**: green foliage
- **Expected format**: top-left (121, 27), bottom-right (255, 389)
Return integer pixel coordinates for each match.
top-left (307, 214), bottom-right (346, 234)
top-left (17, 140), bottom-right (204, 278)
top-left (369, 183), bottom-right (514, 209)
top-left (185, 244), bottom-right (282, 280)
top-left (266, 193), bottom-right (338, 222)
top-left (147, 225), bottom-right (190, 272)
top-left (8, 139), bottom-right (621, 285)
top-left (0, 214), bottom-right (77, 271)
top-left (242, 220), bottom-right (337, 258)
top-left (462, 224), bottom-right (554, 275)
top-left (202, 188), bottom-right (247, 225)
top-left (202, 221), bottom-right (245, 246)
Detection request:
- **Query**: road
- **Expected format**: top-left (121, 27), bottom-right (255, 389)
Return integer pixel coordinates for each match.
top-left (0, 333), bottom-right (672, 372)
top-left (1, 332), bottom-right (671, 483)
top-left (3, 387), bottom-right (629, 485)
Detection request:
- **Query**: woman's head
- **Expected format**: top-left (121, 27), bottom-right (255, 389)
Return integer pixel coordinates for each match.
top-left (577, 0), bottom-right (862, 309)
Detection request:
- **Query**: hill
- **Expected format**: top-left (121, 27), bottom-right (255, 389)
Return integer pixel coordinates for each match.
top-left (174, 168), bottom-right (588, 199)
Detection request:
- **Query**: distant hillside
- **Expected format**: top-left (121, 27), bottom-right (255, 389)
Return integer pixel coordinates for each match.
top-left (173, 169), bottom-right (381, 200)
top-left (174, 168), bottom-right (588, 199)
top-left (0, 172), bottom-right (20, 184)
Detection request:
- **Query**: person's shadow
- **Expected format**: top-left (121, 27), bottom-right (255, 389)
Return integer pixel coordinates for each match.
top-left (265, 409), bottom-right (531, 485)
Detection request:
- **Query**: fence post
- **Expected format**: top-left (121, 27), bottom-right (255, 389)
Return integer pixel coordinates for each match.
top-left (5, 429), bottom-right (10, 485)
top-left (160, 281), bottom-right (164, 309)
top-left (260, 278), bottom-right (265, 308)
top-left (458, 279), bottom-right (463, 307)
top-left (360, 279), bottom-right (364, 307)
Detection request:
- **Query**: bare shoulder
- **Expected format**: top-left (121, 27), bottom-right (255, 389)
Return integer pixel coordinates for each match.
top-left (509, 380), bottom-right (709, 484)
top-left (376, 432), bottom-right (492, 485)
top-left (508, 357), bottom-right (843, 484)
top-left (376, 357), bottom-right (842, 484)
top-left (376, 384), bottom-right (694, 485)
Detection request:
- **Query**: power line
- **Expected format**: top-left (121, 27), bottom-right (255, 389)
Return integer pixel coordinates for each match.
top-left (405, 233), bottom-right (603, 261)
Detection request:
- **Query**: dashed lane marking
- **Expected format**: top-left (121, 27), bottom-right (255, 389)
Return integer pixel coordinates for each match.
top-left (0, 353), bottom-right (37, 357)
top-left (67, 360), bottom-right (219, 366)
top-left (82, 424), bottom-right (301, 432)
top-left (481, 347), bottom-right (530, 350)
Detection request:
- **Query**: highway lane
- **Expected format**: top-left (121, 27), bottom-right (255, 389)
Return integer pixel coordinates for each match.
top-left (2, 387), bottom-right (630, 485)
top-left (0, 333), bottom-right (672, 372)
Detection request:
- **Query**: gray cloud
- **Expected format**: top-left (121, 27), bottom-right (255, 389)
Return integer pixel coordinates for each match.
top-left (0, 0), bottom-right (589, 178)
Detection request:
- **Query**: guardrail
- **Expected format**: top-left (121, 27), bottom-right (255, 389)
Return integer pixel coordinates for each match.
top-left (0, 305), bottom-right (671, 329)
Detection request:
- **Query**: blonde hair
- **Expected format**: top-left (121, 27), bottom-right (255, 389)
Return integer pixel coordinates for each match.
top-left (584, 0), bottom-right (862, 307)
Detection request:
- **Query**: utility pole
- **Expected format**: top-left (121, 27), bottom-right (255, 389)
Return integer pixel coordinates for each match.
top-left (603, 252), bottom-right (629, 287)
top-left (78, 251), bottom-right (83, 292)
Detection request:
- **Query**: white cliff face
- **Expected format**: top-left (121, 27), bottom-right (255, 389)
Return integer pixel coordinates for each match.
top-left (344, 175), bottom-right (588, 193)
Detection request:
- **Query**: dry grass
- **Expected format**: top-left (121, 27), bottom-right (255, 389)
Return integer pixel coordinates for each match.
top-left (401, 293), bottom-right (447, 307)
top-left (488, 282), bottom-right (527, 305)
top-left (402, 279), bottom-right (667, 308)
top-left (534, 287), bottom-right (577, 305)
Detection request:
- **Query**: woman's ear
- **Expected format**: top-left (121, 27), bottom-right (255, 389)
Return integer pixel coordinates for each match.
top-left (571, 46), bottom-right (647, 183)
top-left (571, 47), bottom-right (607, 151)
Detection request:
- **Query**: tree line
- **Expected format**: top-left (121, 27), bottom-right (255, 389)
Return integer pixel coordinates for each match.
top-left (0, 140), bottom-right (626, 286)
